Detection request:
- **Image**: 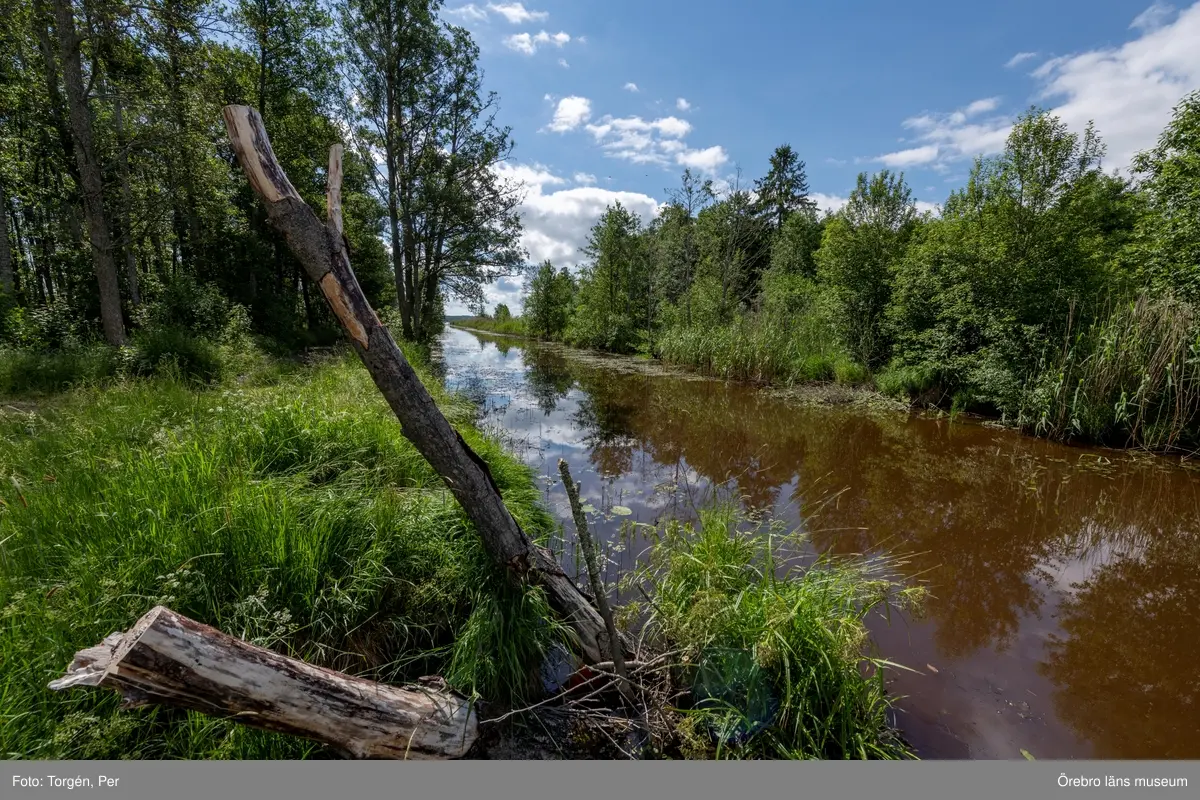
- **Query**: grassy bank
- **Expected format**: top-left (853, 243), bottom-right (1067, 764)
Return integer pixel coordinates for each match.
top-left (1, 336), bottom-right (922, 760)
top-left (0, 346), bottom-right (563, 759)
top-left (452, 317), bottom-right (527, 337)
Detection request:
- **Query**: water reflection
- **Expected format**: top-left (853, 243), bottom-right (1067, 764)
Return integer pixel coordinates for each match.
top-left (435, 327), bottom-right (1200, 760)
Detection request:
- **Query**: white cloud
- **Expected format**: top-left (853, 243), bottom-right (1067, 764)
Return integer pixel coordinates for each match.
top-left (446, 3), bottom-right (489, 22)
top-left (1005, 51), bottom-right (1039, 68)
top-left (881, 4), bottom-right (1200, 174)
top-left (546, 96), bottom-right (592, 133)
top-left (811, 193), bottom-right (848, 213)
top-left (877, 144), bottom-right (940, 167)
top-left (675, 145), bottom-right (728, 172)
top-left (492, 162), bottom-right (660, 271)
top-left (504, 29), bottom-right (571, 54)
top-left (1032, 1), bottom-right (1200, 170)
top-left (624, 82), bottom-right (640, 92)
top-left (1130, 2), bottom-right (1176, 30)
top-left (558, 58), bottom-right (569, 68)
top-left (487, 2), bottom-right (548, 23)
top-left (577, 113), bottom-right (728, 172)
top-left (964, 97), bottom-right (1000, 115)
top-left (676, 97), bottom-right (691, 111)
top-left (573, 172), bottom-right (596, 185)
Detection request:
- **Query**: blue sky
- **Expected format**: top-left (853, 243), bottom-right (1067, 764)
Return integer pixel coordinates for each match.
top-left (440, 1), bottom-right (1200, 313)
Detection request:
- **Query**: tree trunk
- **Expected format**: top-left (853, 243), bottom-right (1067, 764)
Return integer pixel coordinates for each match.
top-left (51, 0), bottom-right (126, 344)
top-left (49, 606), bottom-right (477, 759)
top-left (114, 96), bottom-right (140, 306)
top-left (222, 106), bottom-right (623, 665)
top-left (0, 184), bottom-right (13, 297)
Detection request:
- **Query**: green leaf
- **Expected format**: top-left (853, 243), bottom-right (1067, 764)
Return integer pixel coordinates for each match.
top-left (611, 505), bottom-right (632, 516)
top-left (580, 504), bottom-right (596, 514)
top-left (1020, 749), bottom-right (1035, 761)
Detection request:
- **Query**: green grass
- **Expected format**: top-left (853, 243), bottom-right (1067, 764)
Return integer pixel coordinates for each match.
top-left (0, 346), bottom-right (565, 759)
top-left (624, 506), bottom-right (924, 760)
top-left (452, 316), bottom-right (528, 337)
top-left (655, 313), bottom-right (868, 387)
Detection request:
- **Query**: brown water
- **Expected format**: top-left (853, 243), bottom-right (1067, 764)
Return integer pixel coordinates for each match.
top-left (436, 326), bottom-right (1200, 760)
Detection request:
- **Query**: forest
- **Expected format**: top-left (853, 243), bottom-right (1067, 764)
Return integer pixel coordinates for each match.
top-left (486, 96), bottom-right (1200, 453)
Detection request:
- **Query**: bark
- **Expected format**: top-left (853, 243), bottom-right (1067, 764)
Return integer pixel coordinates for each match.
top-left (223, 106), bottom-right (625, 664)
top-left (558, 459), bottom-right (631, 702)
top-left (114, 96), bottom-right (140, 306)
top-left (49, 606), bottom-right (477, 759)
top-left (51, 0), bottom-right (126, 344)
top-left (0, 185), bottom-right (13, 297)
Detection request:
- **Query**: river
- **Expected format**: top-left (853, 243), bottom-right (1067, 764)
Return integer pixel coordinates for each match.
top-left (434, 325), bottom-right (1200, 760)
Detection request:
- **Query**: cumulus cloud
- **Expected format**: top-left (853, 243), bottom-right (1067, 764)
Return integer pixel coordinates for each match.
top-left (490, 161), bottom-right (660, 274)
top-left (1005, 51), bottom-right (1039, 68)
top-left (558, 58), bottom-right (569, 68)
top-left (624, 82), bottom-right (640, 92)
top-left (676, 145), bottom-right (728, 172)
top-left (676, 97), bottom-right (691, 111)
top-left (878, 4), bottom-right (1200, 174)
top-left (1032, 1), bottom-right (1200, 170)
top-left (546, 96), bottom-right (592, 133)
top-left (573, 172), bottom-right (597, 185)
top-left (579, 113), bottom-right (725, 171)
top-left (504, 30), bottom-right (571, 54)
top-left (487, 2), bottom-right (548, 23)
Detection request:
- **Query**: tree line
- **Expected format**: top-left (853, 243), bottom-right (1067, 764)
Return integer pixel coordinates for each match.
top-left (515, 96), bottom-right (1200, 450)
top-left (0, 0), bottom-right (522, 353)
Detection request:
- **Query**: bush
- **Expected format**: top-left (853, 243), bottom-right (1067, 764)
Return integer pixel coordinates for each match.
top-left (125, 328), bottom-right (225, 385)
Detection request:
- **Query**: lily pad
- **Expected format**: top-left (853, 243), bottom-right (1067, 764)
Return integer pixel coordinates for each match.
top-left (611, 505), bottom-right (632, 516)
top-left (581, 504), bottom-right (597, 514)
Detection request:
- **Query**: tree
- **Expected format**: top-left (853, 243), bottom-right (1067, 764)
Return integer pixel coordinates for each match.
top-left (816, 170), bottom-right (917, 368)
top-left (342, 0), bottom-right (525, 341)
top-left (567, 202), bottom-right (644, 352)
top-left (754, 144), bottom-right (815, 231)
top-left (1127, 90), bottom-right (1200, 304)
top-left (523, 260), bottom-right (574, 340)
top-left (48, 0), bottom-right (126, 344)
top-left (493, 302), bottom-right (510, 321)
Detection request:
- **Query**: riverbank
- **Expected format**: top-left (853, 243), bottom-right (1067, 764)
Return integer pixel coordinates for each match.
top-left (0, 341), bottom-right (919, 760)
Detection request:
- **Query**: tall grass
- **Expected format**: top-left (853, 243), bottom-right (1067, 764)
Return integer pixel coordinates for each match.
top-left (655, 313), bottom-right (867, 386)
top-left (452, 316), bottom-right (527, 337)
top-left (1017, 293), bottom-right (1200, 451)
top-left (0, 349), bottom-right (564, 759)
top-left (625, 506), bottom-right (923, 760)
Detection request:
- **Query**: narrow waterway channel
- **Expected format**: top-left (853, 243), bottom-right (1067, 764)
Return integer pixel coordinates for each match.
top-left (434, 325), bottom-right (1200, 760)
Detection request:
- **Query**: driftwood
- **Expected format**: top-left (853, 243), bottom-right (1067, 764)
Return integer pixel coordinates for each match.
top-left (220, 105), bottom-right (625, 665)
top-left (48, 606), bottom-right (477, 759)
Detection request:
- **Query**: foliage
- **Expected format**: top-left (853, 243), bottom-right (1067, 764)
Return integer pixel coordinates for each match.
top-left (0, 350), bottom-right (564, 758)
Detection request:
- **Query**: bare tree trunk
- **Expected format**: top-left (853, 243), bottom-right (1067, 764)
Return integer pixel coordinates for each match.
top-left (114, 95), bottom-right (140, 306)
top-left (49, 606), bottom-right (477, 759)
top-left (0, 183), bottom-right (13, 297)
top-left (50, 0), bottom-right (126, 344)
top-left (223, 106), bottom-right (623, 665)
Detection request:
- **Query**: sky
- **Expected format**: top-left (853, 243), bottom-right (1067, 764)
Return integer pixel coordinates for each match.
top-left (439, 0), bottom-right (1200, 314)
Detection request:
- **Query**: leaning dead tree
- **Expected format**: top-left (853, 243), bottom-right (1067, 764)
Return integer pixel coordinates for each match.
top-left (220, 106), bottom-right (625, 665)
top-left (49, 606), bottom-right (477, 759)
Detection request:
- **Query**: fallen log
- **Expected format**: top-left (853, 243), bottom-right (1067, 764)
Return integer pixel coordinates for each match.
top-left (220, 105), bottom-right (626, 665)
top-left (48, 606), bottom-right (477, 760)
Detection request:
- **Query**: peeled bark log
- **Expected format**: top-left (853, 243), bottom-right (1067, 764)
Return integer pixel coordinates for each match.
top-left (49, 606), bottom-right (477, 759)
top-left (221, 105), bottom-right (625, 665)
